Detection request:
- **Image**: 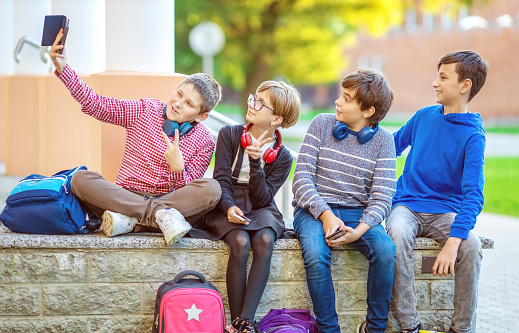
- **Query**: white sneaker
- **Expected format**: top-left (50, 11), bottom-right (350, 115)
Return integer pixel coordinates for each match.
top-left (101, 210), bottom-right (139, 237)
top-left (155, 208), bottom-right (191, 245)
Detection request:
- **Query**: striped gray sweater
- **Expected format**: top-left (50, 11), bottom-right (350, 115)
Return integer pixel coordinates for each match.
top-left (292, 113), bottom-right (397, 227)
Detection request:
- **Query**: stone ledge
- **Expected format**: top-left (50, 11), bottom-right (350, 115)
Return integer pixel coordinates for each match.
top-left (0, 228), bottom-right (494, 250)
top-left (0, 223), bottom-right (493, 333)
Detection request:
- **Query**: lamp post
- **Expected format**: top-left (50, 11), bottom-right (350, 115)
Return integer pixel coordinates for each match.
top-left (188, 22), bottom-right (225, 77)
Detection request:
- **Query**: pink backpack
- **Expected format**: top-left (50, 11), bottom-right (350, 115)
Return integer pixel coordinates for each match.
top-left (152, 270), bottom-right (225, 333)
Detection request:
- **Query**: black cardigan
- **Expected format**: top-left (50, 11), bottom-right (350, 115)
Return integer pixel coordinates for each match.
top-left (213, 124), bottom-right (293, 215)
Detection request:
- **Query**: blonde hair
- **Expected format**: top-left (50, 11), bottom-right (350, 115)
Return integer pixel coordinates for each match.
top-left (256, 81), bottom-right (301, 129)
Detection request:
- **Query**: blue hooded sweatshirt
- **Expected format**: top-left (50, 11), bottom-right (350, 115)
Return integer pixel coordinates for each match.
top-left (392, 104), bottom-right (486, 239)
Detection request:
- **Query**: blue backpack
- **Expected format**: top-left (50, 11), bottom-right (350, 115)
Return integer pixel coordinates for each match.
top-left (0, 166), bottom-right (90, 234)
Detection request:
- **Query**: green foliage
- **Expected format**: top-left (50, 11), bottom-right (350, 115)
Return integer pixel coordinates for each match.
top-left (176, 0), bottom-right (472, 94)
top-left (176, 0), bottom-right (411, 93)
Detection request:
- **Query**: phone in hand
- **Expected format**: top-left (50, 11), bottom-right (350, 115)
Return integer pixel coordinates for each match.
top-left (326, 227), bottom-right (346, 240)
top-left (232, 212), bottom-right (251, 222)
top-left (41, 15), bottom-right (69, 54)
top-left (421, 256), bottom-right (437, 274)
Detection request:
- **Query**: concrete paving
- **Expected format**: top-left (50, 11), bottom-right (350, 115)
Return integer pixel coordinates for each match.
top-left (473, 212), bottom-right (519, 331)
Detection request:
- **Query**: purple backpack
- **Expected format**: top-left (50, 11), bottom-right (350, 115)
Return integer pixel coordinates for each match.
top-left (258, 308), bottom-right (320, 333)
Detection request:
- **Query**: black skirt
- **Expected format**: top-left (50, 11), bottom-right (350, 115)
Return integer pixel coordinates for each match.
top-left (188, 184), bottom-right (284, 240)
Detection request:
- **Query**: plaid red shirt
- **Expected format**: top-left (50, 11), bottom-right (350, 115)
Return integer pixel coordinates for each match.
top-left (57, 64), bottom-right (215, 194)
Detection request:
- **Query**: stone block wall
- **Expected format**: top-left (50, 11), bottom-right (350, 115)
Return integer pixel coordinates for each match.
top-left (0, 231), bottom-right (493, 333)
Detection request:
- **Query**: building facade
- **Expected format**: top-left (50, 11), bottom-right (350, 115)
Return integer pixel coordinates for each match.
top-left (343, 0), bottom-right (519, 123)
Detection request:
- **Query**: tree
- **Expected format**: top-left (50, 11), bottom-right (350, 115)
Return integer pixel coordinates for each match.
top-left (175, 0), bottom-right (475, 102)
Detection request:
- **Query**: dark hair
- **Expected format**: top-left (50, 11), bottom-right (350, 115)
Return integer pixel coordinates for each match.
top-left (341, 68), bottom-right (394, 125)
top-left (437, 50), bottom-right (488, 102)
top-left (180, 73), bottom-right (222, 114)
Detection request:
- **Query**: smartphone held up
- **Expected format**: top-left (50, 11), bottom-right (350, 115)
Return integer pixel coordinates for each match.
top-left (41, 15), bottom-right (69, 54)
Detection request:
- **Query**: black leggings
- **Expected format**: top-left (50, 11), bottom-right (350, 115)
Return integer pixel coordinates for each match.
top-left (223, 227), bottom-right (276, 320)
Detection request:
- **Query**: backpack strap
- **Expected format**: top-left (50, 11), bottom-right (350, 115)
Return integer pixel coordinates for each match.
top-left (76, 215), bottom-right (102, 234)
top-left (174, 270), bottom-right (207, 283)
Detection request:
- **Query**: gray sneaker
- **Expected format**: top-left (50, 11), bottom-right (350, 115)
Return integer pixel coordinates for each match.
top-left (155, 208), bottom-right (191, 245)
top-left (102, 210), bottom-right (139, 237)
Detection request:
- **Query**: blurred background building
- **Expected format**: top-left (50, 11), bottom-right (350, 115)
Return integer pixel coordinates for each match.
top-left (343, 0), bottom-right (519, 124)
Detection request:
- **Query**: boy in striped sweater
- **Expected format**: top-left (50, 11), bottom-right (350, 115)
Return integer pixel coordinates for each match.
top-left (292, 69), bottom-right (397, 333)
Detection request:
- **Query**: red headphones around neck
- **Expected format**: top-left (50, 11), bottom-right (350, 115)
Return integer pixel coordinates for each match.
top-left (241, 123), bottom-right (282, 164)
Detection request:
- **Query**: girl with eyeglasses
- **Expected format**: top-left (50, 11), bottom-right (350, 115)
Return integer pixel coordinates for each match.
top-left (189, 81), bottom-right (301, 333)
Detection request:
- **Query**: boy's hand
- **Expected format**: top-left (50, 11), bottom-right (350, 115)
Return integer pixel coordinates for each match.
top-left (433, 237), bottom-right (462, 277)
top-left (162, 130), bottom-right (184, 173)
top-left (49, 29), bottom-right (66, 74)
top-left (227, 206), bottom-right (249, 225)
top-left (245, 130), bottom-right (273, 160)
top-left (328, 223), bottom-right (370, 247)
top-left (320, 210), bottom-right (345, 246)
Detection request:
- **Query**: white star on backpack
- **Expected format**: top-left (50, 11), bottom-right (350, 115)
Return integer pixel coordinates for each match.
top-left (184, 303), bottom-right (203, 321)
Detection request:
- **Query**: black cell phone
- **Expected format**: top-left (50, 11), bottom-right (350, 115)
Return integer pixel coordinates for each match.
top-left (326, 227), bottom-right (345, 240)
top-left (41, 15), bottom-right (69, 54)
top-left (232, 212), bottom-right (251, 222)
top-left (421, 256), bottom-right (437, 274)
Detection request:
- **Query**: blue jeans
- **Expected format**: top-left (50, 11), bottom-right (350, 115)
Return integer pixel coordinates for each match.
top-left (293, 206), bottom-right (396, 333)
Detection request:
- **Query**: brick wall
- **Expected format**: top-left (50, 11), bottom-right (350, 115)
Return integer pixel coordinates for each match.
top-left (343, 0), bottom-right (519, 121)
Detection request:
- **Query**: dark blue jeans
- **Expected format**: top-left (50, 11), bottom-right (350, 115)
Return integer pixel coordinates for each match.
top-left (293, 206), bottom-right (396, 333)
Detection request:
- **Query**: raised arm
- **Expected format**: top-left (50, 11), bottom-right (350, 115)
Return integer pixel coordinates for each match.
top-left (50, 29), bottom-right (144, 128)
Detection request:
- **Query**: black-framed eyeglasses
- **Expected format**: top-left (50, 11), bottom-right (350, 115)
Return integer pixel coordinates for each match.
top-left (247, 94), bottom-right (275, 114)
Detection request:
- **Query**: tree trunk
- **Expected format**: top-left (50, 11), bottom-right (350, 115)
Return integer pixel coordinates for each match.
top-left (241, 55), bottom-right (270, 111)
top-left (240, 0), bottom-right (283, 115)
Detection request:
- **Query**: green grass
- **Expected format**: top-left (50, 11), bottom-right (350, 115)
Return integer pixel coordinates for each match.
top-left (484, 127), bottom-right (519, 134)
top-left (396, 156), bottom-right (519, 217)
top-left (215, 103), bottom-right (243, 115)
top-left (481, 157), bottom-right (519, 217)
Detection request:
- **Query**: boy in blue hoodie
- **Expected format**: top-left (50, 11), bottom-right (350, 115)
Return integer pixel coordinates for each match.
top-left (387, 50), bottom-right (488, 333)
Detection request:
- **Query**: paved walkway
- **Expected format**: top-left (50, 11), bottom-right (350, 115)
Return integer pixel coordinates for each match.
top-left (473, 212), bottom-right (519, 331)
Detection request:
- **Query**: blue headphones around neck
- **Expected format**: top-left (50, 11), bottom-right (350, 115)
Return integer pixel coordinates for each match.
top-left (162, 106), bottom-right (194, 137)
top-left (332, 121), bottom-right (379, 144)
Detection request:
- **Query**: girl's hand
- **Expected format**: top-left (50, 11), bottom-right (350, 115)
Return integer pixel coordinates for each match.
top-left (245, 130), bottom-right (273, 160)
top-left (227, 206), bottom-right (249, 225)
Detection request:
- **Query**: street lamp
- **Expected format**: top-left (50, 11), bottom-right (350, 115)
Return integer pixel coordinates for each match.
top-left (188, 22), bottom-right (225, 77)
